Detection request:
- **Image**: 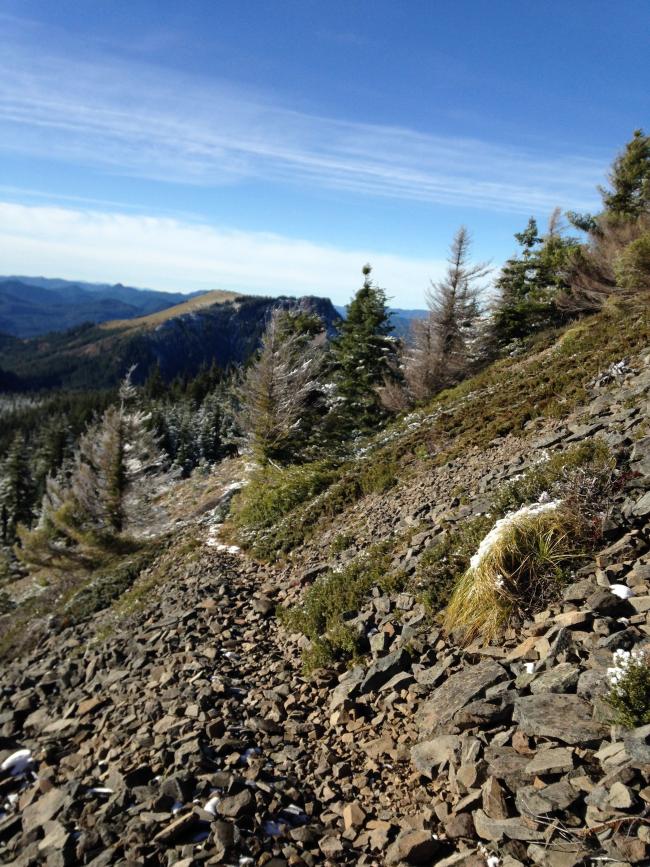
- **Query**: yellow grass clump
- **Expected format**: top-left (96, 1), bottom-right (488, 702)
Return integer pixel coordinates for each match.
top-left (443, 501), bottom-right (584, 644)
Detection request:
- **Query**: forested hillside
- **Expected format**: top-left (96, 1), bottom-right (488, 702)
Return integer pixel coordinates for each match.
top-left (0, 291), bottom-right (338, 391)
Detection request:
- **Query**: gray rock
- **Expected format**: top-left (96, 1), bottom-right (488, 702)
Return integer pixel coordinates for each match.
top-left (632, 490), bottom-right (650, 517)
top-left (577, 668), bottom-right (608, 700)
top-left (252, 596), bottom-right (274, 616)
top-left (526, 842), bottom-right (591, 866)
top-left (413, 654), bottom-right (454, 686)
top-left (516, 781), bottom-right (578, 815)
top-left (586, 587), bottom-right (626, 614)
top-left (485, 746), bottom-right (533, 788)
top-left (359, 647), bottom-right (411, 695)
top-left (386, 829), bottom-right (440, 865)
top-left (444, 812), bottom-right (476, 839)
top-left (482, 776), bottom-right (509, 820)
top-left (473, 809), bottom-right (546, 842)
top-left (319, 835), bottom-right (344, 858)
top-left (218, 788), bottom-right (254, 818)
top-left (21, 787), bottom-right (66, 829)
top-left (417, 660), bottom-right (506, 735)
top-left (529, 663), bottom-right (580, 695)
top-left (411, 735), bottom-right (460, 777)
top-left (624, 724), bottom-right (650, 767)
top-left (329, 665), bottom-right (365, 710)
top-left (524, 747), bottom-right (574, 775)
top-left (598, 625), bottom-right (642, 650)
top-left (513, 694), bottom-right (608, 744)
top-left (562, 578), bottom-right (598, 602)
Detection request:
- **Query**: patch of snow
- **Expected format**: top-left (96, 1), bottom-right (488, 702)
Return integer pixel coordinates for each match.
top-left (240, 747), bottom-right (261, 765)
top-left (204, 795), bottom-right (220, 816)
top-left (222, 481), bottom-right (244, 494)
top-left (219, 544), bottom-right (242, 554)
top-left (610, 584), bottom-right (633, 600)
top-left (1, 749), bottom-right (33, 776)
top-left (263, 819), bottom-right (287, 837)
top-left (469, 499), bottom-right (562, 573)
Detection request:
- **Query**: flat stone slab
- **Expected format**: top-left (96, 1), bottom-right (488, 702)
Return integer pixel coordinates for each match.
top-left (411, 735), bottom-right (460, 777)
top-left (513, 694), bottom-right (608, 744)
top-left (417, 660), bottom-right (506, 735)
top-left (473, 809), bottom-right (546, 842)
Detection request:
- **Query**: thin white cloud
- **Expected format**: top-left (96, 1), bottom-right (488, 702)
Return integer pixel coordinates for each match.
top-left (0, 201), bottom-right (447, 307)
top-left (0, 35), bottom-right (605, 214)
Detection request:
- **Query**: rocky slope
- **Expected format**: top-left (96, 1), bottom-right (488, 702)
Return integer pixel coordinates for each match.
top-left (1, 330), bottom-right (649, 865)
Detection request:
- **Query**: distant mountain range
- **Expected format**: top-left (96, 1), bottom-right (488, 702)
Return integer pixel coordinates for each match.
top-left (334, 304), bottom-right (427, 339)
top-left (0, 276), bottom-right (203, 338)
top-left (0, 276), bottom-right (427, 341)
top-left (0, 288), bottom-right (339, 391)
top-left (0, 275), bottom-right (425, 391)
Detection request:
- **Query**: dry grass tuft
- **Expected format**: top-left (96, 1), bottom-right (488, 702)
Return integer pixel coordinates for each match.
top-left (444, 504), bottom-right (584, 644)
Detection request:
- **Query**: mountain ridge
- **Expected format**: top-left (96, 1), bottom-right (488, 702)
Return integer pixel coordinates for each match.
top-left (0, 275), bottom-right (203, 338)
top-left (0, 289), bottom-right (340, 390)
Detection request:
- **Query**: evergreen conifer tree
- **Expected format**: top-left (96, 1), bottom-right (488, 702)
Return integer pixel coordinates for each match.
top-left (0, 433), bottom-right (34, 544)
top-left (600, 129), bottom-right (650, 219)
top-left (17, 374), bottom-right (169, 570)
top-left (490, 215), bottom-right (577, 348)
top-left (330, 265), bottom-right (399, 431)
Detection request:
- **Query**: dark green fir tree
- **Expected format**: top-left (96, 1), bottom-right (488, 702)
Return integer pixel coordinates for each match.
top-left (600, 129), bottom-right (650, 219)
top-left (0, 433), bottom-right (34, 544)
top-left (331, 265), bottom-right (399, 432)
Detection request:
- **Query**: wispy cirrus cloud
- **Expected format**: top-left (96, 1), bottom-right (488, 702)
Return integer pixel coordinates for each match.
top-left (0, 201), bottom-right (447, 305)
top-left (0, 34), bottom-right (605, 214)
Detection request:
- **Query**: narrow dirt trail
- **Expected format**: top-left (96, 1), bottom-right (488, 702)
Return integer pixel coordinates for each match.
top-left (0, 537), bottom-right (427, 866)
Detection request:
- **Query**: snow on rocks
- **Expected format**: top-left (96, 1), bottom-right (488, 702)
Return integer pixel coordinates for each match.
top-left (203, 795), bottom-right (220, 816)
top-left (0, 748), bottom-right (33, 776)
top-left (217, 543), bottom-right (242, 554)
top-left (469, 498), bottom-right (562, 571)
top-left (610, 582), bottom-right (634, 599)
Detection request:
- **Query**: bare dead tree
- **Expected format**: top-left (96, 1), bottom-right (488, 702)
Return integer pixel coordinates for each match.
top-left (403, 226), bottom-right (490, 400)
top-left (560, 213), bottom-right (650, 312)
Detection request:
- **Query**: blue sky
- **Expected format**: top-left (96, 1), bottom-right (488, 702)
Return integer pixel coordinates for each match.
top-left (0, 0), bottom-right (647, 306)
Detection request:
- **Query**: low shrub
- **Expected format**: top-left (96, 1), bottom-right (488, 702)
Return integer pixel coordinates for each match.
top-left (491, 440), bottom-right (615, 516)
top-left (359, 460), bottom-right (398, 495)
top-left (231, 455), bottom-right (399, 560)
top-left (63, 548), bottom-right (156, 622)
top-left (606, 647), bottom-right (650, 727)
top-left (414, 516), bottom-right (493, 615)
top-left (231, 462), bottom-right (338, 534)
top-left (443, 501), bottom-right (585, 644)
top-left (330, 532), bottom-right (355, 554)
top-left (0, 590), bottom-right (15, 614)
top-left (279, 543), bottom-right (404, 671)
top-left (230, 461), bottom-right (340, 557)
